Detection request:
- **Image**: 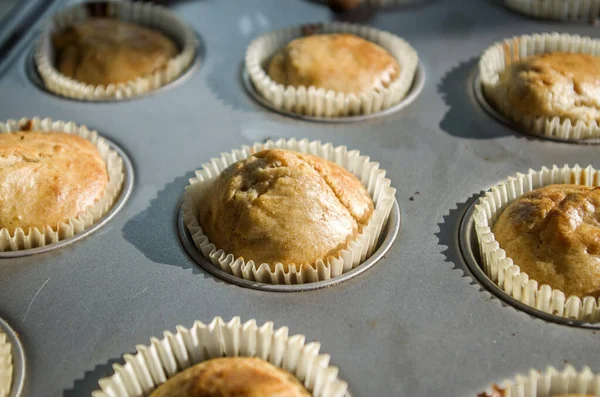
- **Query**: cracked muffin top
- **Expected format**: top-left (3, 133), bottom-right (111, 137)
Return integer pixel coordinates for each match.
top-left (198, 149), bottom-right (374, 269)
top-left (267, 33), bottom-right (399, 94)
top-left (52, 18), bottom-right (178, 86)
top-left (0, 132), bottom-right (108, 234)
top-left (488, 52), bottom-right (600, 123)
top-left (149, 357), bottom-right (311, 397)
top-left (492, 184), bottom-right (600, 298)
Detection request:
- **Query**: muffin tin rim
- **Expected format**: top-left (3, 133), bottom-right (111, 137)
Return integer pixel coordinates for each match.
top-left (0, 316), bottom-right (25, 397)
top-left (241, 60), bottom-right (426, 123)
top-left (0, 135), bottom-right (134, 258)
top-left (177, 199), bottom-right (401, 292)
top-left (458, 194), bottom-right (600, 330)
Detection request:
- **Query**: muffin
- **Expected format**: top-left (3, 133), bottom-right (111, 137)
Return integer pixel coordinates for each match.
top-left (267, 33), bottom-right (399, 95)
top-left (326, 0), bottom-right (361, 12)
top-left (479, 33), bottom-right (600, 140)
top-left (198, 148), bottom-right (374, 269)
top-left (246, 23), bottom-right (419, 117)
top-left (0, 331), bottom-right (11, 397)
top-left (52, 18), bottom-right (178, 86)
top-left (486, 52), bottom-right (600, 125)
top-left (504, 0), bottom-right (599, 20)
top-left (149, 357), bottom-right (311, 397)
top-left (492, 184), bottom-right (600, 298)
top-left (0, 131), bottom-right (108, 234)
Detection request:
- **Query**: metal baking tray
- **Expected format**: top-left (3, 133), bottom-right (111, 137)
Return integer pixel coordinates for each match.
top-left (1, 0), bottom-right (600, 396)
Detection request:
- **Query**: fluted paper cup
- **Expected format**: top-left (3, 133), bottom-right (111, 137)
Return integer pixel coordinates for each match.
top-left (504, 0), bottom-right (600, 21)
top-left (474, 165), bottom-right (600, 321)
top-left (479, 32), bottom-right (600, 141)
top-left (35, 1), bottom-right (197, 100)
top-left (182, 138), bottom-right (396, 285)
top-left (246, 22), bottom-right (418, 118)
top-left (0, 331), bottom-right (11, 397)
top-left (92, 317), bottom-right (348, 397)
top-left (0, 117), bottom-right (125, 252)
top-left (479, 364), bottom-right (600, 396)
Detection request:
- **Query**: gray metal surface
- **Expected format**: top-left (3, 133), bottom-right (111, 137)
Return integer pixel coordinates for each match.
top-left (0, 138), bottom-right (134, 258)
top-left (0, 317), bottom-right (25, 397)
top-left (241, 61), bottom-right (426, 122)
top-left (178, 200), bottom-right (401, 292)
top-left (1, 1), bottom-right (600, 396)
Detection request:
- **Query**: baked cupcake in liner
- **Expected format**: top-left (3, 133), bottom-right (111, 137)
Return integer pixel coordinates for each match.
top-left (479, 32), bottom-right (600, 141)
top-left (35, 1), bottom-right (197, 100)
top-left (0, 331), bottom-right (11, 397)
top-left (92, 316), bottom-right (348, 397)
top-left (245, 22), bottom-right (418, 118)
top-left (182, 138), bottom-right (396, 285)
top-left (479, 364), bottom-right (600, 397)
top-left (503, 0), bottom-right (600, 21)
top-left (474, 165), bottom-right (600, 321)
top-left (0, 117), bottom-right (125, 252)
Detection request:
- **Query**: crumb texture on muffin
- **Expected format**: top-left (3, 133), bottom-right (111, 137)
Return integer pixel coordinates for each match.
top-left (489, 52), bottom-right (600, 123)
top-left (492, 184), bottom-right (600, 298)
top-left (198, 148), bottom-right (374, 269)
top-left (149, 357), bottom-right (311, 397)
top-left (267, 33), bottom-right (399, 94)
top-left (0, 132), bottom-right (108, 234)
top-left (52, 18), bottom-right (178, 86)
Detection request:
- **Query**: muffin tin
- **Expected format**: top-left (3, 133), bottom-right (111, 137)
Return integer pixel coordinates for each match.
top-left (2, 0), bottom-right (600, 396)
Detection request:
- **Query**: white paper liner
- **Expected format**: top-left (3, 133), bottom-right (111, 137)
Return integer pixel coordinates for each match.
top-left (182, 138), bottom-right (396, 285)
top-left (480, 364), bottom-right (600, 397)
top-left (479, 32), bottom-right (600, 141)
top-left (35, 1), bottom-right (197, 100)
top-left (92, 316), bottom-right (348, 397)
top-left (245, 22), bottom-right (418, 118)
top-left (0, 117), bottom-right (125, 252)
top-left (473, 164), bottom-right (600, 321)
top-left (0, 332), bottom-right (11, 397)
top-left (504, 0), bottom-right (600, 21)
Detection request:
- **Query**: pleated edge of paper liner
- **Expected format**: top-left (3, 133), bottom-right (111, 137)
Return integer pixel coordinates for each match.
top-left (34, 1), bottom-right (197, 100)
top-left (504, 0), bottom-right (600, 21)
top-left (181, 138), bottom-right (396, 285)
top-left (478, 364), bottom-right (600, 397)
top-left (0, 330), bottom-right (12, 397)
top-left (0, 117), bottom-right (125, 252)
top-left (474, 164), bottom-right (600, 321)
top-left (479, 32), bottom-right (600, 141)
top-left (245, 22), bottom-right (418, 118)
top-left (92, 316), bottom-right (348, 397)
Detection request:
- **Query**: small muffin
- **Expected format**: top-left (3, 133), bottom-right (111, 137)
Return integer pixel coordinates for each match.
top-left (52, 18), bottom-right (178, 86)
top-left (198, 149), bottom-right (374, 269)
top-left (486, 52), bottom-right (600, 124)
top-left (267, 33), bottom-right (399, 94)
top-left (0, 132), bottom-right (108, 234)
top-left (326, 0), bottom-right (361, 12)
top-left (492, 184), bottom-right (600, 298)
top-left (149, 357), bottom-right (311, 397)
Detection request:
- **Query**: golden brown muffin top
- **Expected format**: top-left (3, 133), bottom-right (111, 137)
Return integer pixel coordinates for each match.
top-left (149, 357), bottom-right (311, 397)
top-left (52, 18), bottom-right (178, 86)
top-left (492, 184), bottom-right (600, 298)
top-left (198, 149), bottom-right (374, 269)
top-left (267, 33), bottom-right (399, 94)
top-left (494, 52), bottom-right (600, 123)
top-left (0, 132), bottom-right (108, 234)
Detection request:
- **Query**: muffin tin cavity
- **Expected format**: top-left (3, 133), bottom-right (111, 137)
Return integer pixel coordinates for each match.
top-left (0, 317), bottom-right (24, 397)
top-left (178, 199), bottom-right (400, 292)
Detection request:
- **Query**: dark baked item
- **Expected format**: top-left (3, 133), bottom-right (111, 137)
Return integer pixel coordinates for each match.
top-left (492, 184), bottom-right (600, 298)
top-left (326, 0), bottom-right (361, 12)
top-left (0, 132), bottom-right (108, 234)
top-left (148, 357), bottom-right (311, 397)
top-left (267, 33), bottom-right (399, 94)
top-left (52, 18), bottom-right (178, 85)
top-left (198, 149), bottom-right (374, 269)
top-left (487, 52), bottom-right (600, 124)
